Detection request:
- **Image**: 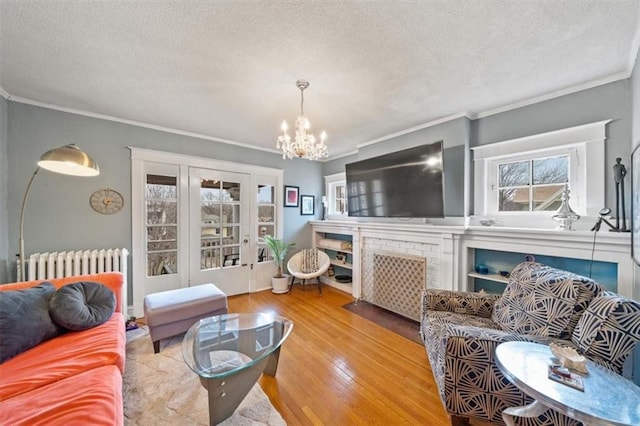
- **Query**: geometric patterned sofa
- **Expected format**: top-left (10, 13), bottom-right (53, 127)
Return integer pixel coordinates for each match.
top-left (420, 262), bottom-right (640, 426)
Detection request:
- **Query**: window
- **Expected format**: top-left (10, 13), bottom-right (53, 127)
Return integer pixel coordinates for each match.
top-left (496, 154), bottom-right (569, 212)
top-left (325, 172), bottom-right (348, 217)
top-left (257, 184), bottom-right (275, 263)
top-left (473, 120), bottom-right (609, 218)
top-left (145, 174), bottom-right (178, 276)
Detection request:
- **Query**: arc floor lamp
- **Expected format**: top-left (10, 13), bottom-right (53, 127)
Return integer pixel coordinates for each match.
top-left (18, 144), bottom-right (99, 281)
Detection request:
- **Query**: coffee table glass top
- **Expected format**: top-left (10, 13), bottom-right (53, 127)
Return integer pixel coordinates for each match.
top-left (496, 341), bottom-right (640, 425)
top-left (182, 313), bottom-right (293, 379)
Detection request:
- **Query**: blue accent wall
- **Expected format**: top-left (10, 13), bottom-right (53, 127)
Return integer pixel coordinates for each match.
top-left (473, 249), bottom-right (617, 292)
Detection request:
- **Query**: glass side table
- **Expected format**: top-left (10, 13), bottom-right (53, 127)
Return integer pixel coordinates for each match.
top-left (182, 313), bottom-right (293, 425)
top-left (495, 341), bottom-right (640, 426)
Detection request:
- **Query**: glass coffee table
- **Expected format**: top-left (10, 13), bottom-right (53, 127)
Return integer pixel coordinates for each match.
top-left (182, 313), bottom-right (293, 425)
top-left (496, 341), bottom-right (640, 426)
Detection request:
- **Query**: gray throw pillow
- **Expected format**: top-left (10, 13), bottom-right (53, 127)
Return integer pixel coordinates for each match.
top-left (0, 282), bottom-right (64, 363)
top-left (49, 282), bottom-right (116, 331)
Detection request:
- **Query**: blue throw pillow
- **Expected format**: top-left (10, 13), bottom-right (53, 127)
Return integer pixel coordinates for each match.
top-left (49, 282), bottom-right (116, 331)
top-left (0, 282), bottom-right (64, 363)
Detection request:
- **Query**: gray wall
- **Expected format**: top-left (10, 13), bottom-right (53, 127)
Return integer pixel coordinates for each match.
top-left (472, 80), bottom-right (632, 216)
top-left (0, 96), bottom-right (8, 283)
top-left (323, 116), bottom-right (469, 217)
top-left (282, 158), bottom-right (324, 256)
top-left (5, 102), bottom-right (322, 284)
top-left (630, 48), bottom-right (640, 382)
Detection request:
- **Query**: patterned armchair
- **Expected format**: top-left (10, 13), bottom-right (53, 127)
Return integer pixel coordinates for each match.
top-left (420, 262), bottom-right (640, 426)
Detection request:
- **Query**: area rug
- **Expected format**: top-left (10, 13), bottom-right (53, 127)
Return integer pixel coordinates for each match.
top-left (343, 301), bottom-right (422, 345)
top-left (124, 325), bottom-right (286, 425)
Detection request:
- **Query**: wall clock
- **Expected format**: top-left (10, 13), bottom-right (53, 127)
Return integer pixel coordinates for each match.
top-left (90, 188), bottom-right (124, 214)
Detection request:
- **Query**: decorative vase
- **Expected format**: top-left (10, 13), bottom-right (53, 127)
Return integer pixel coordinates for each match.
top-left (552, 184), bottom-right (580, 231)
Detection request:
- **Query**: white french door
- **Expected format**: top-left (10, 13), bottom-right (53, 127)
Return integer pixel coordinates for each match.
top-left (131, 148), bottom-right (283, 317)
top-left (189, 168), bottom-right (251, 296)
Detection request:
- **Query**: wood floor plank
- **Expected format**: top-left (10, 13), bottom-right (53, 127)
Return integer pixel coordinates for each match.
top-left (227, 286), bottom-right (494, 426)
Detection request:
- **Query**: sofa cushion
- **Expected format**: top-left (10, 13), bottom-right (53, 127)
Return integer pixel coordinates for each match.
top-left (0, 313), bottom-right (125, 400)
top-left (492, 262), bottom-right (579, 338)
top-left (571, 291), bottom-right (640, 373)
top-left (0, 365), bottom-right (122, 426)
top-left (0, 282), bottom-right (63, 363)
top-left (49, 282), bottom-right (116, 330)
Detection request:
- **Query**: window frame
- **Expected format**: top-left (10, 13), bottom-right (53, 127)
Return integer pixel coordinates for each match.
top-left (472, 120), bottom-right (609, 218)
top-left (489, 146), bottom-right (578, 215)
top-left (324, 172), bottom-right (348, 218)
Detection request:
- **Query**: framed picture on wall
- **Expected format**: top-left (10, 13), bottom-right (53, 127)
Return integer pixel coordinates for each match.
top-left (284, 185), bottom-right (299, 207)
top-left (301, 195), bottom-right (314, 215)
top-left (632, 144), bottom-right (640, 266)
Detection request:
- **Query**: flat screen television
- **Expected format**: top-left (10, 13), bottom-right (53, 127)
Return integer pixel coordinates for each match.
top-left (345, 142), bottom-right (445, 218)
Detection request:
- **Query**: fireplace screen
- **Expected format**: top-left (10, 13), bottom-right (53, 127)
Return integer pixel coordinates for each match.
top-left (362, 251), bottom-right (426, 321)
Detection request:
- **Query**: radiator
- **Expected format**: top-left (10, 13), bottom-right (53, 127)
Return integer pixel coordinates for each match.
top-left (20, 248), bottom-right (129, 315)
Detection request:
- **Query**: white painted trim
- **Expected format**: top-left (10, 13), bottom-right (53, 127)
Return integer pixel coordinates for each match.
top-left (0, 86), bottom-right (9, 100)
top-left (8, 95), bottom-right (283, 155)
top-left (476, 75), bottom-right (628, 119)
top-left (129, 147), bottom-right (284, 317)
top-left (471, 120), bottom-right (611, 159)
top-left (356, 112), bottom-right (471, 149)
top-left (324, 172), bottom-right (346, 184)
top-left (472, 120), bottom-right (609, 218)
top-left (129, 147), bottom-right (283, 176)
top-left (321, 149), bottom-right (359, 161)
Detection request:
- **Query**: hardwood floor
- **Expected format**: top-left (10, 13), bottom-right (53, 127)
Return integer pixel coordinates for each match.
top-left (227, 286), bottom-right (493, 426)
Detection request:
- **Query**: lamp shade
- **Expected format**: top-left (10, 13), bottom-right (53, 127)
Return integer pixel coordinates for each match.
top-left (37, 144), bottom-right (100, 176)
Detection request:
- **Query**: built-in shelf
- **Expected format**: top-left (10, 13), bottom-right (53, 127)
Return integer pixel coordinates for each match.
top-left (317, 244), bottom-right (352, 254)
top-left (330, 259), bottom-right (352, 269)
top-left (468, 272), bottom-right (508, 284)
top-left (312, 223), bottom-right (360, 298)
top-left (320, 276), bottom-right (353, 293)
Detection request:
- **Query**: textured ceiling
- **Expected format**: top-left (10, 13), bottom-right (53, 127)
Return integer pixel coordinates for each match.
top-left (1, 1), bottom-right (639, 159)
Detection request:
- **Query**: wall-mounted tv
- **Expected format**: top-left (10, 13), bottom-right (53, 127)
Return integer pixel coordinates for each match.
top-left (345, 142), bottom-right (445, 218)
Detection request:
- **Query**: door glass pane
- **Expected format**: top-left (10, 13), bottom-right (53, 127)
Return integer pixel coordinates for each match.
top-left (258, 225), bottom-right (274, 238)
top-left (146, 174), bottom-right (177, 277)
top-left (257, 183), bottom-right (276, 263)
top-left (147, 252), bottom-right (177, 276)
top-left (222, 204), bottom-right (239, 224)
top-left (258, 185), bottom-right (274, 204)
top-left (201, 247), bottom-right (221, 270)
top-left (223, 181), bottom-right (241, 202)
top-left (258, 205), bottom-right (274, 223)
top-left (200, 178), bottom-right (242, 270)
top-left (221, 225), bottom-right (240, 245)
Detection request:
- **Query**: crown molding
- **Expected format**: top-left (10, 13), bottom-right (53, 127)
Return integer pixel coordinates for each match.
top-left (475, 72), bottom-right (629, 119)
top-left (356, 112), bottom-right (472, 150)
top-left (6, 94), bottom-right (284, 156)
top-left (0, 86), bottom-right (9, 100)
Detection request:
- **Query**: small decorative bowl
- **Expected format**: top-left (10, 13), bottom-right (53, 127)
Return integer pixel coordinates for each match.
top-left (499, 270), bottom-right (510, 278)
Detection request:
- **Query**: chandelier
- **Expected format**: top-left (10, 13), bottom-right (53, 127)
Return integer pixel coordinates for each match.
top-left (276, 79), bottom-right (328, 160)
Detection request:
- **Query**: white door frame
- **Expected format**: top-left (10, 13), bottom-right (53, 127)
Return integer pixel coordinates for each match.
top-left (130, 147), bottom-right (283, 317)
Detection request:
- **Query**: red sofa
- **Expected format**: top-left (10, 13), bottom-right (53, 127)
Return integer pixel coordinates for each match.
top-left (0, 272), bottom-right (126, 425)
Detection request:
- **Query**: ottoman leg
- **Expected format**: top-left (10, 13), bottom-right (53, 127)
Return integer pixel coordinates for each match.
top-left (153, 340), bottom-right (160, 354)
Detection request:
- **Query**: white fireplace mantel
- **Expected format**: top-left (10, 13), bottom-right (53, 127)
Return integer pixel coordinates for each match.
top-left (310, 220), bottom-right (636, 299)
